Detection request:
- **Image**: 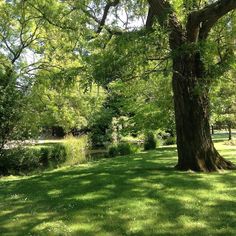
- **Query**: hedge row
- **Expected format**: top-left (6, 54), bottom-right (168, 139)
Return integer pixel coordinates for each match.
top-left (0, 136), bottom-right (88, 175)
top-left (108, 142), bottom-right (139, 157)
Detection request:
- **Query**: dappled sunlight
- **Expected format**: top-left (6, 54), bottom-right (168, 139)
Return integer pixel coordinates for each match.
top-left (0, 143), bottom-right (236, 235)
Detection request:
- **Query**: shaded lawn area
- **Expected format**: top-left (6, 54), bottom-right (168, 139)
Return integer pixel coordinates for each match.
top-left (211, 130), bottom-right (236, 142)
top-left (0, 143), bottom-right (236, 236)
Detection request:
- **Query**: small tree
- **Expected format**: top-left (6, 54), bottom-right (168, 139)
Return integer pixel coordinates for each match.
top-left (0, 56), bottom-right (29, 157)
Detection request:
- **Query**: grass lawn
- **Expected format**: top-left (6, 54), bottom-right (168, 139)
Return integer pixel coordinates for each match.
top-left (0, 141), bottom-right (236, 235)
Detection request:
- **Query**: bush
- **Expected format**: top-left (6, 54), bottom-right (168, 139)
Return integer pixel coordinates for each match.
top-left (130, 144), bottom-right (140, 153)
top-left (0, 135), bottom-right (90, 176)
top-left (39, 144), bottom-right (67, 167)
top-left (144, 132), bottom-right (156, 150)
top-left (108, 146), bottom-right (119, 157)
top-left (108, 142), bottom-right (137, 157)
top-left (63, 135), bottom-right (89, 165)
top-left (117, 143), bottom-right (133, 155)
top-left (39, 147), bottom-right (52, 167)
top-left (20, 148), bottom-right (41, 171)
top-left (51, 144), bottom-right (67, 164)
top-left (0, 148), bottom-right (41, 175)
top-left (163, 136), bottom-right (176, 145)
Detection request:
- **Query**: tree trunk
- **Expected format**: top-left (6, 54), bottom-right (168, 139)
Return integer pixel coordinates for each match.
top-left (172, 56), bottom-right (235, 172)
top-left (147, 0), bottom-right (236, 172)
top-left (211, 125), bottom-right (214, 135)
top-left (228, 124), bottom-right (232, 141)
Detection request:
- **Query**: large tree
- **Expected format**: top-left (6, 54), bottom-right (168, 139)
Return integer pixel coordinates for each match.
top-left (146, 0), bottom-right (236, 171)
top-left (80, 0), bottom-right (236, 171)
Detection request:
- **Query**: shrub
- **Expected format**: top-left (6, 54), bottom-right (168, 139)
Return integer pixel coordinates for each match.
top-left (108, 142), bottom-right (137, 157)
top-left (144, 132), bottom-right (156, 150)
top-left (0, 148), bottom-right (41, 175)
top-left (20, 148), bottom-right (41, 171)
top-left (130, 144), bottom-right (140, 153)
top-left (0, 135), bottom-right (90, 176)
top-left (63, 135), bottom-right (89, 165)
top-left (40, 147), bottom-right (52, 167)
top-left (117, 143), bottom-right (133, 156)
top-left (163, 136), bottom-right (176, 145)
top-left (39, 144), bottom-right (67, 168)
top-left (108, 145), bottom-right (119, 157)
top-left (50, 144), bottom-right (67, 164)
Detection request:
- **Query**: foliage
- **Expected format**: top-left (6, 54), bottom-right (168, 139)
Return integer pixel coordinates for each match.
top-left (0, 144), bottom-right (67, 175)
top-left (163, 136), bottom-right (176, 146)
top-left (117, 143), bottom-right (134, 156)
top-left (0, 136), bottom-right (90, 175)
top-left (144, 132), bottom-right (157, 150)
top-left (39, 144), bottom-right (67, 167)
top-left (0, 148), bottom-right (39, 175)
top-left (0, 0), bottom-right (235, 171)
top-left (0, 55), bottom-right (37, 156)
top-left (108, 142), bottom-right (137, 157)
top-left (0, 1), bottom-right (47, 153)
top-left (63, 135), bottom-right (89, 165)
top-left (28, 74), bottom-right (106, 135)
top-left (89, 108), bottom-right (114, 147)
top-left (108, 145), bottom-right (119, 157)
top-left (107, 71), bottom-right (174, 134)
top-left (210, 73), bottom-right (236, 131)
top-left (0, 0), bottom-right (104, 144)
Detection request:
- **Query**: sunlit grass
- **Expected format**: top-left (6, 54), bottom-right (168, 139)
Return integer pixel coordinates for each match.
top-left (0, 141), bottom-right (235, 235)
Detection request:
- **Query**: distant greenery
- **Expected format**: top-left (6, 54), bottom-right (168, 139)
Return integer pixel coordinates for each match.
top-left (0, 136), bottom-right (89, 175)
top-left (0, 141), bottom-right (235, 235)
top-left (210, 75), bottom-right (236, 140)
top-left (63, 135), bottom-right (89, 165)
top-left (144, 132), bottom-right (157, 150)
top-left (163, 136), bottom-right (177, 146)
top-left (108, 142), bottom-right (138, 157)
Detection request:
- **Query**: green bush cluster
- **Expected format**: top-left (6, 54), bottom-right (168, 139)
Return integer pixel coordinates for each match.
top-left (163, 136), bottom-right (176, 145)
top-left (63, 135), bottom-right (88, 165)
top-left (108, 142), bottom-right (138, 157)
top-left (144, 132), bottom-right (157, 150)
top-left (1, 148), bottom-right (40, 174)
top-left (0, 136), bottom-right (89, 175)
top-left (39, 144), bottom-right (67, 167)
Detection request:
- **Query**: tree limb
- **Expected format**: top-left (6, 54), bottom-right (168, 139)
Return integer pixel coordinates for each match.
top-left (96, 0), bottom-right (120, 34)
top-left (147, 0), bottom-right (185, 49)
top-left (186, 0), bottom-right (236, 41)
top-left (146, 7), bottom-right (154, 29)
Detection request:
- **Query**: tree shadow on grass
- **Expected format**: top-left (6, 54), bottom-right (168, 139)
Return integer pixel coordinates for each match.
top-left (0, 146), bottom-right (235, 235)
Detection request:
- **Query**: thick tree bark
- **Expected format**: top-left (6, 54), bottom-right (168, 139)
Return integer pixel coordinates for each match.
top-left (172, 55), bottom-right (235, 171)
top-left (147, 0), bottom-right (236, 171)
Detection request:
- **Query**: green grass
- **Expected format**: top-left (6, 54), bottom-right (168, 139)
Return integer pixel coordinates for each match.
top-left (0, 142), bottom-right (236, 236)
top-left (211, 130), bottom-right (235, 142)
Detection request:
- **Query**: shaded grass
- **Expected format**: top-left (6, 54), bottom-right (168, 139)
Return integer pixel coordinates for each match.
top-left (0, 142), bottom-right (236, 235)
top-left (211, 130), bottom-right (235, 142)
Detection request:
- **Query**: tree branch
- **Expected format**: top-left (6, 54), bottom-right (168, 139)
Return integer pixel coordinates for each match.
top-left (96, 0), bottom-right (120, 34)
top-left (147, 0), bottom-right (185, 49)
top-left (186, 0), bottom-right (236, 41)
top-left (146, 7), bottom-right (154, 29)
